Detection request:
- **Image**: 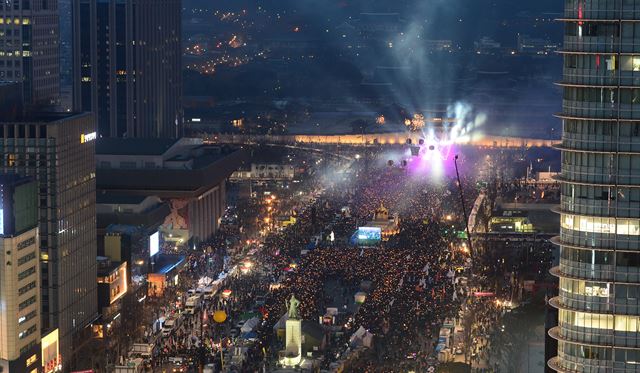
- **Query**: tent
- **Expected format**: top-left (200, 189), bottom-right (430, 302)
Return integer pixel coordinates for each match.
top-left (349, 326), bottom-right (374, 348)
top-left (241, 317), bottom-right (260, 333)
top-left (198, 276), bottom-right (213, 286)
top-left (273, 313), bottom-right (289, 339)
top-left (240, 331), bottom-right (258, 341)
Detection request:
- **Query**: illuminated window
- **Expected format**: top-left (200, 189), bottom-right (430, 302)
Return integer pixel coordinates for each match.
top-left (559, 309), bottom-right (640, 332)
top-left (26, 354), bottom-right (37, 367)
top-left (81, 77), bottom-right (91, 82)
top-left (561, 213), bottom-right (640, 235)
top-left (560, 278), bottom-right (611, 297)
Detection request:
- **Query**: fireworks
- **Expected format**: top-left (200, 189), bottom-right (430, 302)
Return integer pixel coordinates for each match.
top-left (405, 113), bottom-right (425, 132)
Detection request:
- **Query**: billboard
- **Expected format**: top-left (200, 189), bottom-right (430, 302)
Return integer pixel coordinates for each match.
top-left (356, 227), bottom-right (382, 246)
top-left (149, 231), bottom-right (160, 257)
top-left (42, 329), bottom-right (60, 373)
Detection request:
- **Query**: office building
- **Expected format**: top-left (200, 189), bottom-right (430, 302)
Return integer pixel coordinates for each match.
top-left (72, 0), bottom-right (183, 138)
top-left (549, 1), bottom-right (640, 372)
top-left (0, 113), bottom-right (97, 370)
top-left (0, 175), bottom-right (41, 373)
top-left (0, 81), bottom-right (24, 120)
top-left (0, 0), bottom-right (59, 106)
top-left (95, 138), bottom-right (246, 244)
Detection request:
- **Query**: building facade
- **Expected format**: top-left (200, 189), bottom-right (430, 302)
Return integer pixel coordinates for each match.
top-left (0, 175), bottom-right (41, 373)
top-left (95, 138), bottom-right (246, 244)
top-left (72, 0), bottom-right (183, 138)
top-left (0, 113), bottom-right (97, 370)
top-left (549, 1), bottom-right (640, 372)
top-left (0, 0), bottom-right (59, 106)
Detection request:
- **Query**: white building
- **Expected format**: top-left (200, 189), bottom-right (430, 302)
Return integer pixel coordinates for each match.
top-left (0, 175), bottom-right (41, 373)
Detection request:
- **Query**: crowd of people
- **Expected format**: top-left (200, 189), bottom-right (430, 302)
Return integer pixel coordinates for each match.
top-left (131, 146), bottom-right (507, 372)
top-left (246, 149), bottom-right (481, 371)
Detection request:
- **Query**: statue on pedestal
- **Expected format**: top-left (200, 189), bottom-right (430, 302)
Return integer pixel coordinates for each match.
top-left (287, 294), bottom-right (300, 319)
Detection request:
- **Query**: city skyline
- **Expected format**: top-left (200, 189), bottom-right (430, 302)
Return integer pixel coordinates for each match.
top-left (0, 1), bottom-right (624, 373)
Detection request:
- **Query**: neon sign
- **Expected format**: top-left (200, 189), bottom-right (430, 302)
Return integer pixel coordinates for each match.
top-left (80, 132), bottom-right (97, 143)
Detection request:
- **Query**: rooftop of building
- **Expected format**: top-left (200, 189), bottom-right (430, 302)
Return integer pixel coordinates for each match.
top-left (492, 203), bottom-right (559, 235)
top-left (97, 256), bottom-right (124, 276)
top-left (96, 140), bottom-right (248, 197)
top-left (96, 138), bottom-right (181, 156)
top-left (2, 111), bottom-right (90, 123)
top-left (97, 193), bottom-right (148, 205)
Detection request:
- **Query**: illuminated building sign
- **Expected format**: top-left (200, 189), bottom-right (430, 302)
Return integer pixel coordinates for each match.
top-left (41, 329), bottom-right (61, 373)
top-left (149, 231), bottom-right (159, 257)
top-left (356, 227), bottom-right (382, 246)
top-left (80, 132), bottom-right (97, 144)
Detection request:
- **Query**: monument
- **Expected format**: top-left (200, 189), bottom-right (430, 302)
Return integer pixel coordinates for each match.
top-left (281, 294), bottom-right (303, 366)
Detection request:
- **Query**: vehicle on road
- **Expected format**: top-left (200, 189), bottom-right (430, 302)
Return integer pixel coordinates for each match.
top-left (185, 295), bottom-right (202, 314)
top-left (162, 318), bottom-right (178, 337)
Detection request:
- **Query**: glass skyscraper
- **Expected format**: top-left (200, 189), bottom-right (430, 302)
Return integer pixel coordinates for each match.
top-left (0, 0), bottom-right (60, 106)
top-left (550, 1), bottom-right (640, 372)
top-left (72, 0), bottom-right (183, 139)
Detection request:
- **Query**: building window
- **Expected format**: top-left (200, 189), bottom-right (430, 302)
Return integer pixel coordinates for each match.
top-left (17, 252), bottom-right (35, 266)
top-left (18, 295), bottom-right (36, 311)
top-left (18, 281), bottom-right (36, 296)
top-left (17, 266), bottom-right (35, 281)
top-left (18, 325), bottom-right (36, 339)
top-left (18, 310), bottom-right (36, 325)
top-left (119, 161), bottom-right (137, 169)
top-left (26, 354), bottom-right (36, 367)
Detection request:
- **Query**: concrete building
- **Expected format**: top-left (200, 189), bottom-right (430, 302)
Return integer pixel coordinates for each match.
top-left (0, 81), bottom-right (24, 120)
top-left (0, 0), bottom-right (59, 106)
top-left (72, 0), bottom-right (183, 138)
top-left (231, 163), bottom-right (295, 181)
top-left (549, 1), bottom-right (640, 371)
top-left (0, 113), bottom-right (98, 370)
top-left (0, 175), bottom-right (41, 373)
top-left (95, 138), bottom-right (247, 245)
top-left (95, 257), bottom-right (127, 334)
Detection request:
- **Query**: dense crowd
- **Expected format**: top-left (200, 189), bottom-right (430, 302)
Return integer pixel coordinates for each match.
top-left (250, 151), bottom-right (479, 371)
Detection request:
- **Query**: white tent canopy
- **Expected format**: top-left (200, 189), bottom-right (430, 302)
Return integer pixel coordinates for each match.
top-left (349, 326), bottom-right (374, 348)
top-left (240, 317), bottom-right (260, 333)
top-left (273, 312), bottom-right (289, 332)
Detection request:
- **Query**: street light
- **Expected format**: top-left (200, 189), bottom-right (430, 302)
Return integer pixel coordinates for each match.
top-left (213, 310), bottom-right (227, 370)
top-left (454, 155), bottom-right (474, 260)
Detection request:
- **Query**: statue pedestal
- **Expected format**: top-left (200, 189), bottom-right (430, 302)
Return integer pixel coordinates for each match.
top-left (281, 319), bottom-right (302, 366)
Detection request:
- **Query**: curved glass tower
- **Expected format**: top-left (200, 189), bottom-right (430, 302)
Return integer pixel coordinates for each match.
top-left (550, 1), bottom-right (640, 372)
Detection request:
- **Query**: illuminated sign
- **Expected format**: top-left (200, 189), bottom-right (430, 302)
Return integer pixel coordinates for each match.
top-left (80, 132), bottom-right (97, 144)
top-left (357, 227), bottom-right (382, 241)
top-left (149, 231), bottom-right (159, 257)
top-left (109, 263), bottom-right (128, 304)
top-left (42, 329), bottom-right (61, 373)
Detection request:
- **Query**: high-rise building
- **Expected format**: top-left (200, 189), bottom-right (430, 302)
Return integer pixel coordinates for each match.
top-left (550, 1), bottom-right (640, 372)
top-left (72, 0), bottom-right (183, 138)
top-left (0, 175), bottom-right (41, 373)
top-left (0, 0), bottom-right (60, 106)
top-left (0, 113), bottom-right (97, 370)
